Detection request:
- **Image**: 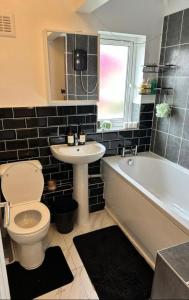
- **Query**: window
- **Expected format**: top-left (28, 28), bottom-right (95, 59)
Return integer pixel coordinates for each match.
top-left (98, 32), bottom-right (146, 130)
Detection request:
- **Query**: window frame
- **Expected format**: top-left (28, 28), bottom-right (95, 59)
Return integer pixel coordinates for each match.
top-left (98, 33), bottom-right (141, 130)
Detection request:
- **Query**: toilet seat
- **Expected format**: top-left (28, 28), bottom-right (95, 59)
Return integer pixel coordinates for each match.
top-left (7, 202), bottom-right (50, 236)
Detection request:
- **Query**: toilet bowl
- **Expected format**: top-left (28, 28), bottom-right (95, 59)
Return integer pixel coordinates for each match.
top-left (0, 160), bottom-right (50, 270)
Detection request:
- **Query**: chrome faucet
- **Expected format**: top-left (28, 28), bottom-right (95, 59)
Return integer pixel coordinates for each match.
top-left (0, 202), bottom-right (10, 228)
top-left (121, 145), bottom-right (138, 157)
top-left (74, 133), bottom-right (79, 146)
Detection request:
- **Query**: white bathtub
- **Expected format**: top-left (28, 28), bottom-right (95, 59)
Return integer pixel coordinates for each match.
top-left (102, 153), bottom-right (189, 268)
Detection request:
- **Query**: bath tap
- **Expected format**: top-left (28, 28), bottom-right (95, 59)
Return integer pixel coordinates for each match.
top-left (0, 201), bottom-right (10, 228)
top-left (121, 145), bottom-right (138, 157)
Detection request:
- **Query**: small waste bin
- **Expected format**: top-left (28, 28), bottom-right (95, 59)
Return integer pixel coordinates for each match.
top-left (53, 197), bottom-right (78, 234)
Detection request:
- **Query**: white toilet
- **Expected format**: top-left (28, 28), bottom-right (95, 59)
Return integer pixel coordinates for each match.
top-left (0, 160), bottom-right (50, 270)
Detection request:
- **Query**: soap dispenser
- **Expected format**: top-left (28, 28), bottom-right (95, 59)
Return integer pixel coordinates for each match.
top-left (78, 125), bottom-right (86, 145)
top-left (67, 127), bottom-right (74, 146)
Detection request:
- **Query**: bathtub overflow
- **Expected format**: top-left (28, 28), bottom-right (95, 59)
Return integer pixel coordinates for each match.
top-left (127, 158), bottom-right (134, 166)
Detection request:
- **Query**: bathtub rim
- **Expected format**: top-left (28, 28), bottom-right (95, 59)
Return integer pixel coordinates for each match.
top-left (102, 152), bottom-right (189, 238)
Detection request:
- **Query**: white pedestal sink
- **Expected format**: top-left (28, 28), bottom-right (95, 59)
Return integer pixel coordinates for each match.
top-left (50, 142), bottom-right (106, 225)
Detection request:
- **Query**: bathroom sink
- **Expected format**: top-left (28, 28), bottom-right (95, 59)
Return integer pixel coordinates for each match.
top-left (50, 141), bottom-right (106, 226)
top-left (50, 141), bottom-right (106, 165)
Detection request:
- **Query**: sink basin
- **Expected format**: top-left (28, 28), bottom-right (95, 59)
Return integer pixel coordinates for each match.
top-left (50, 141), bottom-right (106, 226)
top-left (50, 141), bottom-right (106, 165)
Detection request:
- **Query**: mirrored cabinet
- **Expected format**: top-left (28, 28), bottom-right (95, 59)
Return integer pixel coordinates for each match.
top-left (44, 30), bottom-right (98, 104)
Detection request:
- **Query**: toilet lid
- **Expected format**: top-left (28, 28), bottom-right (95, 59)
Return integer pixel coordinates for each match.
top-left (1, 162), bottom-right (44, 205)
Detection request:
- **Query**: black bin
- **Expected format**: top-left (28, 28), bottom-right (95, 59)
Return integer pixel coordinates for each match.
top-left (53, 197), bottom-right (78, 234)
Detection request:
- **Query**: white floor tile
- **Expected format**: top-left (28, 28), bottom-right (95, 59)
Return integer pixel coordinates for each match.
top-left (38, 209), bottom-right (115, 300)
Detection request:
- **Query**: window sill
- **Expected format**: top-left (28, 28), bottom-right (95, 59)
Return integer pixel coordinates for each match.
top-left (97, 126), bottom-right (139, 133)
top-left (97, 122), bottom-right (139, 133)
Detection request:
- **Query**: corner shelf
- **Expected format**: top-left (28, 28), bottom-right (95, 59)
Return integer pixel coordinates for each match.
top-left (143, 64), bottom-right (176, 74)
top-left (139, 87), bottom-right (173, 96)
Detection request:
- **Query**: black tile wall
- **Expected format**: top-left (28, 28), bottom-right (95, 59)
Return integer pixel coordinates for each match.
top-left (66, 34), bottom-right (98, 100)
top-left (151, 8), bottom-right (189, 169)
top-left (0, 103), bottom-right (153, 213)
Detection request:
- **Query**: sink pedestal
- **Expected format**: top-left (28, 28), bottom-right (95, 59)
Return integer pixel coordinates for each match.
top-left (73, 164), bottom-right (89, 225)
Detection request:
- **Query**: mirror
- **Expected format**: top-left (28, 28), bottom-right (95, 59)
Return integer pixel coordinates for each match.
top-left (45, 31), bottom-right (98, 103)
top-left (47, 32), bottom-right (67, 101)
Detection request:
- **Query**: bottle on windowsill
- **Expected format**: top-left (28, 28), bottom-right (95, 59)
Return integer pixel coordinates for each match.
top-left (67, 127), bottom-right (74, 146)
top-left (78, 125), bottom-right (86, 145)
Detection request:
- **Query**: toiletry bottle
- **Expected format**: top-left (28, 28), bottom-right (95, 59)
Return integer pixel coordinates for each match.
top-left (146, 79), bottom-right (151, 94)
top-left (67, 127), bottom-right (74, 146)
top-left (78, 125), bottom-right (86, 145)
top-left (150, 79), bottom-right (157, 95)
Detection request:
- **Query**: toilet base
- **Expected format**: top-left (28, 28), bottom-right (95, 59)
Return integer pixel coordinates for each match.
top-left (16, 241), bottom-right (45, 270)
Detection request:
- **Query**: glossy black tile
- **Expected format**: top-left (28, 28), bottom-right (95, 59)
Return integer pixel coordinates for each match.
top-left (76, 34), bottom-right (88, 52)
top-left (88, 76), bottom-right (97, 96)
top-left (17, 128), bottom-right (38, 139)
top-left (164, 46), bottom-right (179, 76)
top-left (0, 108), bottom-right (13, 118)
top-left (110, 140), bottom-right (124, 149)
top-left (67, 54), bottom-right (74, 75)
top-left (179, 139), bottom-right (189, 169)
top-left (177, 44), bottom-right (189, 76)
top-left (139, 137), bottom-right (151, 145)
top-left (88, 55), bottom-right (97, 76)
top-left (119, 130), bottom-right (133, 139)
top-left (48, 116), bottom-right (67, 126)
top-left (173, 77), bottom-right (189, 108)
top-left (6, 140), bottom-right (28, 150)
top-left (36, 106), bottom-right (57, 117)
top-left (18, 148), bottom-right (39, 159)
top-left (0, 142), bottom-right (5, 151)
top-left (140, 112), bottom-right (153, 121)
top-left (26, 117), bottom-right (47, 128)
top-left (161, 16), bottom-right (168, 47)
top-left (80, 124), bottom-right (95, 133)
top-left (103, 132), bottom-right (118, 141)
top-left (169, 107), bottom-right (185, 137)
top-left (85, 114), bottom-right (97, 123)
top-left (39, 127), bottom-right (58, 137)
top-left (67, 34), bottom-right (75, 53)
top-left (133, 130), bottom-right (147, 138)
top-left (76, 75), bottom-right (87, 96)
top-left (67, 75), bottom-right (75, 95)
top-left (87, 133), bottom-right (102, 142)
top-left (0, 150), bottom-right (18, 160)
top-left (181, 8), bottom-right (189, 44)
top-left (39, 147), bottom-right (51, 156)
top-left (154, 131), bottom-right (167, 157)
top-left (28, 138), bottom-right (49, 148)
top-left (140, 104), bottom-right (154, 112)
top-left (3, 118), bottom-right (26, 130)
top-left (166, 11), bottom-right (183, 46)
top-left (165, 135), bottom-right (181, 163)
top-left (57, 106), bottom-right (76, 116)
top-left (89, 36), bottom-right (98, 54)
top-left (68, 115), bottom-right (85, 125)
top-left (0, 130), bottom-right (16, 141)
top-left (13, 107), bottom-right (36, 118)
top-left (183, 109), bottom-right (189, 140)
top-left (49, 136), bottom-right (66, 145)
top-left (139, 121), bottom-right (152, 129)
top-left (77, 105), bottom-right (95, 114)
top-left (157, 117), bottom-right (170, 133)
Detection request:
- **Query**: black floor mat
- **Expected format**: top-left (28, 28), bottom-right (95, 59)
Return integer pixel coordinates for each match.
top-left (74, 225), bottom-right (153, 300)
top-left (7, 246), bottom-right (74, 300)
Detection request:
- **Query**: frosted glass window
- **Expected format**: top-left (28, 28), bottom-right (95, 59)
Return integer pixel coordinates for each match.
top-left (99, 44), bottom-right (129, 120)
